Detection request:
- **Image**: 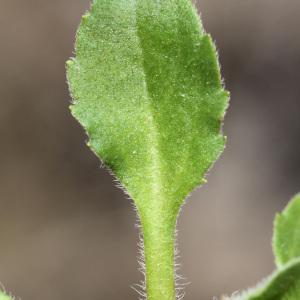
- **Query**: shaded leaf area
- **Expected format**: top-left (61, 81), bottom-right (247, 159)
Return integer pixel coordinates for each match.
top-left (274, 194), bottom-right (300, 267)
top-left (67, 0), bottom-right (228, 218)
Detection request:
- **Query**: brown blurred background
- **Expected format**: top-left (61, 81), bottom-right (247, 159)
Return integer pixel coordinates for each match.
top-left (0, 0), bottom-right (299, 299)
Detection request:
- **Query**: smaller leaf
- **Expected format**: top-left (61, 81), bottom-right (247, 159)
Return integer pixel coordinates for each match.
top-left (223, 194), bottom-right (300, 300)
top-left (227, 258), bottom-right (300, 300)
top-left (274, 193), bottom-right (300, 267)
top-left (0, 291), bottom-right (13, 300)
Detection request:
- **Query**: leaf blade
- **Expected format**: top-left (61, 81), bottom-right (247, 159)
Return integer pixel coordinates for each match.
top-left (0, 291), bottom-right (13, 300)
top-left (67, 0), bottom-right (228, 210)
top-left (227, 258), bottom-right (300, 300)
top-left (274, 194), bottom-right (300, 267)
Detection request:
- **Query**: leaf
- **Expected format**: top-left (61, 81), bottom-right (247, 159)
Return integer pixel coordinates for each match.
top-left (67, 0), bottom-right (228, 299)
top-left (223, 194), bottom-right (300, 300)
top-left (0, 291), bottom-right (13, 300)
top-left (274, 194), bottom-right (300, 267)
top-left (227, 258), bottom-right (300, 300)
top-left (67, 0), bottom-right (228, 212)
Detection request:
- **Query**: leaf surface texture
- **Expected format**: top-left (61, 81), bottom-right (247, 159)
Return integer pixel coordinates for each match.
top-left (67, 0), bottom-right (228, 217)
top-left (274, 194), bottom-right (300, 267)
top-left (229, 259), bottom-right (300, 300)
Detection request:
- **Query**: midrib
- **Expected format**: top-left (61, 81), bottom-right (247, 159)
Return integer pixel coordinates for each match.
top-left (133, 0), bottom-right (164, 205)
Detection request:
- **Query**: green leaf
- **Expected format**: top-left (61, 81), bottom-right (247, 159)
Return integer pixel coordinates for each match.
top-left (227, 258), bottom-right (300, 300)
top-left (0, 291), bottom-right (13, 300)
top-left (67, 0), bottom-right (228, 211)
top-left (67, 0), bottom-right (228, 299)
top-left (274, 194), bottom-right (300, 267)
top-left (224, 194), bottom-right (300, 300)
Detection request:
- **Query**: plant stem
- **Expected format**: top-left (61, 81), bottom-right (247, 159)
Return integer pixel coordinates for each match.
top-left (140, 212), bottom-right (178, 300)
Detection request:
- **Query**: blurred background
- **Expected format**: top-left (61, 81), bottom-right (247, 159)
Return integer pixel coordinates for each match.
top-left (0, 0), bottom-right (299, 299)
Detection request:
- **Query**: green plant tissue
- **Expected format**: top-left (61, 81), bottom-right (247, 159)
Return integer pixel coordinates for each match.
top-left (67, 0), bottom-right (229, 215)
top-left (274, 194), bottom-right (300, 267)
top-left (0, 291), bottom-right (12, 300)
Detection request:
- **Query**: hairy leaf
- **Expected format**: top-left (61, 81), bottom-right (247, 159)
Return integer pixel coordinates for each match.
top-left (224, 194), bottom-right (300, 300)
top-left (227, 258), bottom-right (300, 300)
top-left (67, 0), bottom-right (228, 299)
top-left (67, 0), bottom-right (228, 212)
top-left (274, 194), bottom-right (300, 267)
